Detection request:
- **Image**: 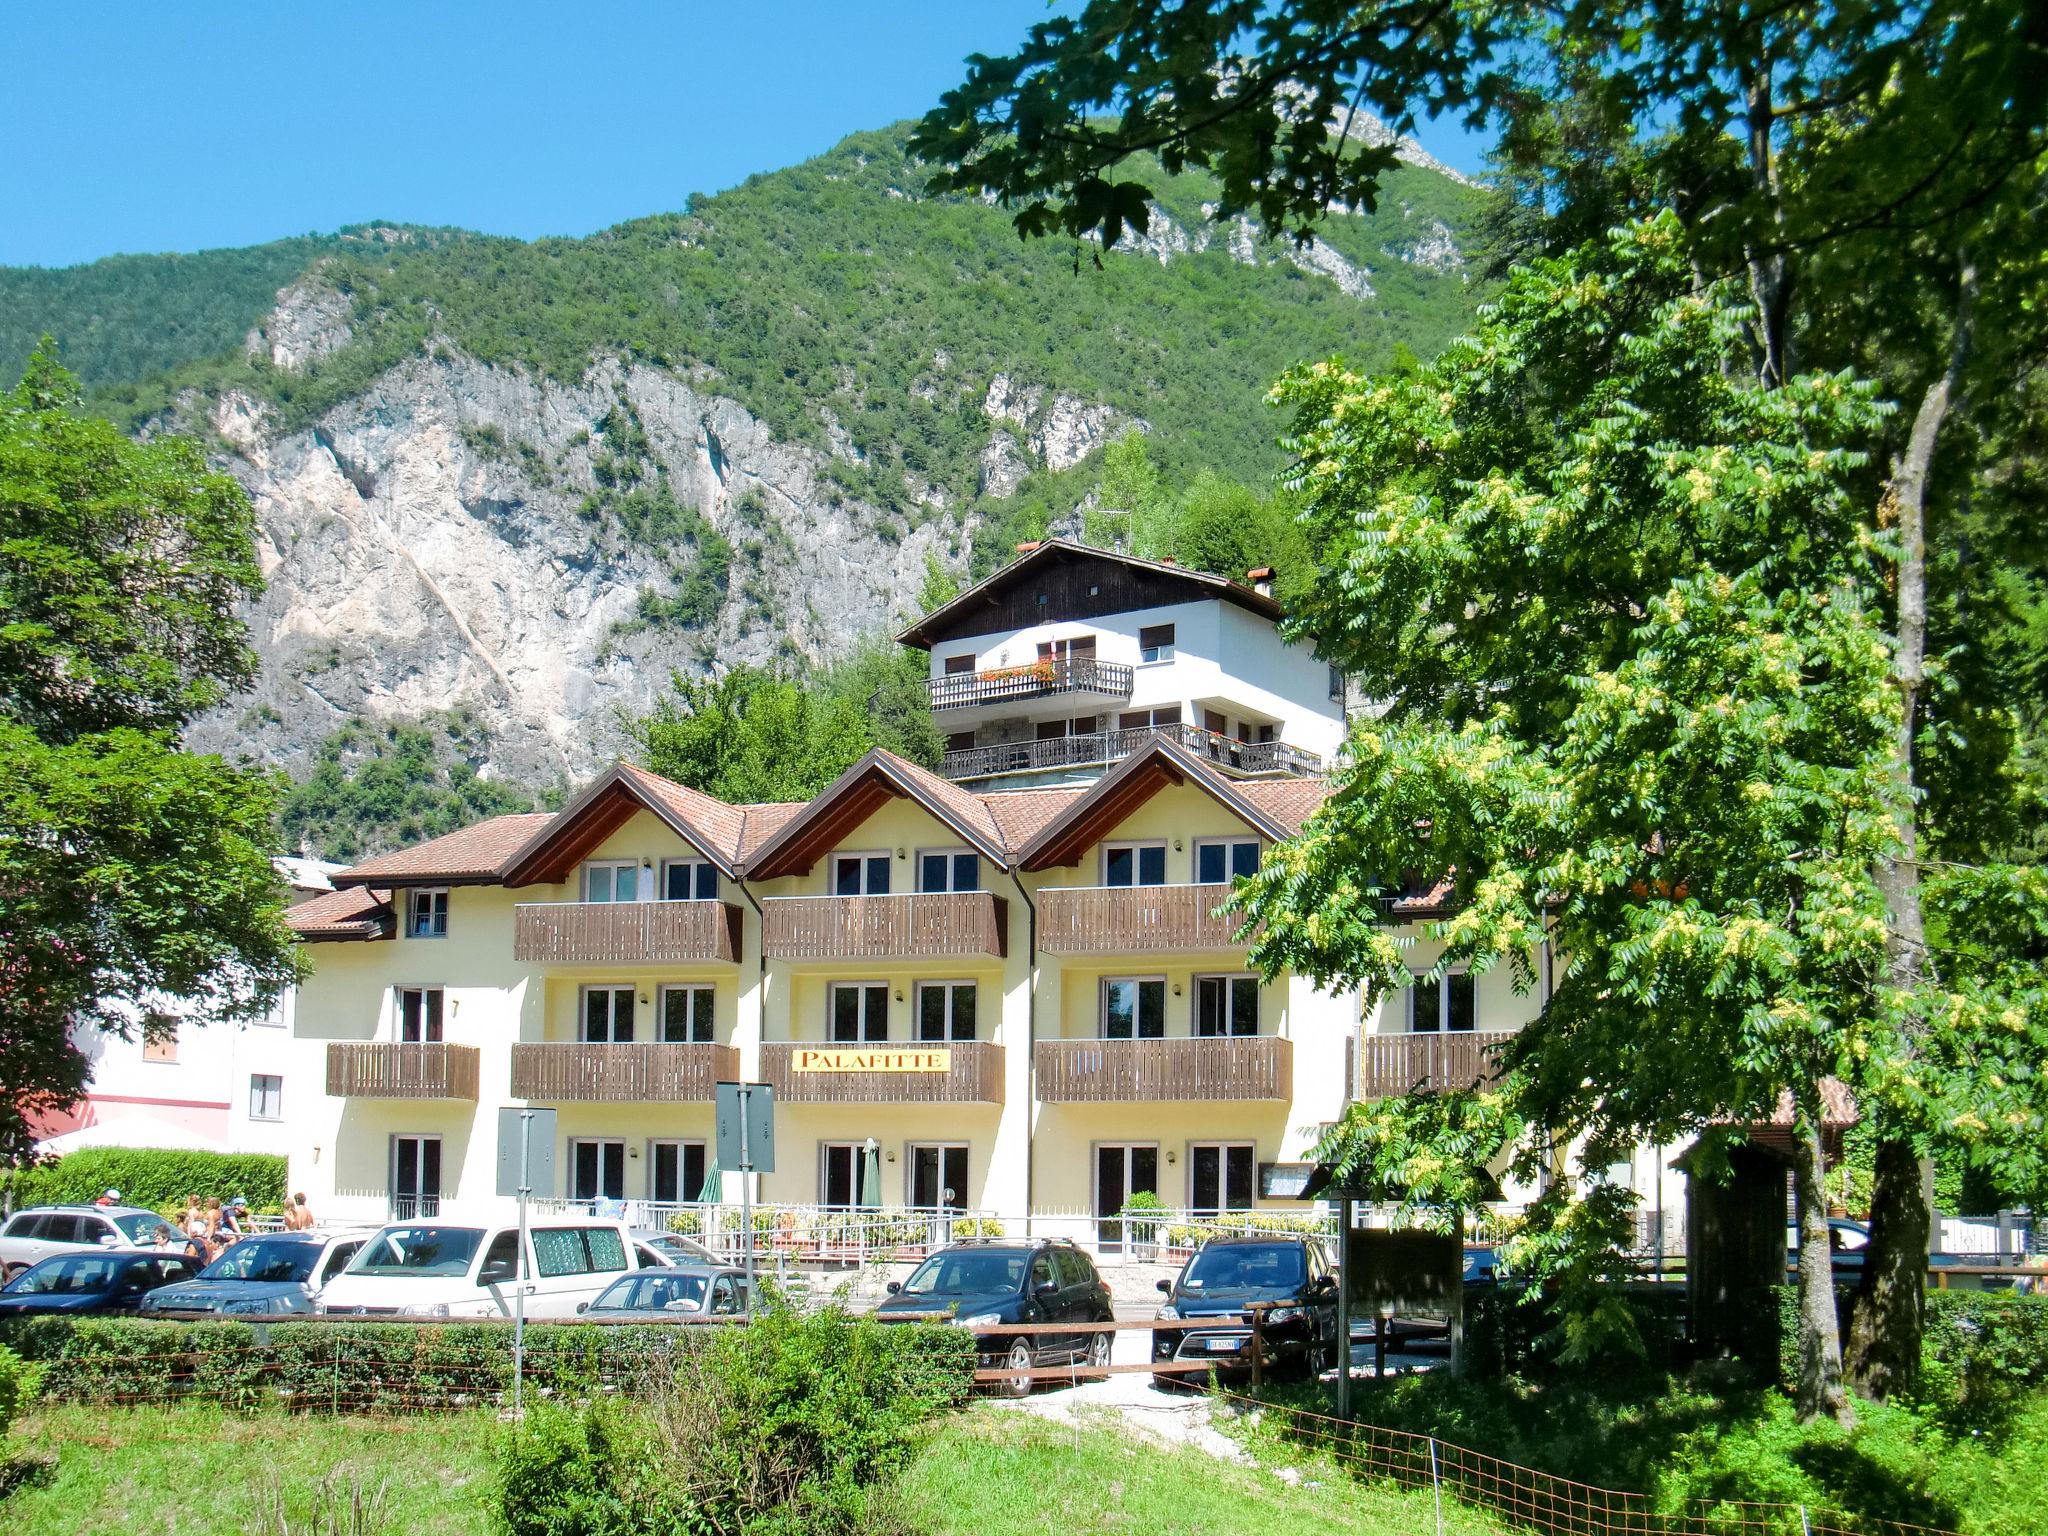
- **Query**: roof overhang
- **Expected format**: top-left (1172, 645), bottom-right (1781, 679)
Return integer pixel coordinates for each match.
top-left (500, 764), bottom-right (740, 887)
top-left (742, 750), bottom-right (1009, 881)
top-left (1016, 737), bottom-right (1292, 871)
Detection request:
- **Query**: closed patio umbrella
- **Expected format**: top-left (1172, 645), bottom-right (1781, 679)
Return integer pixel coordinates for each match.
top-left (860, 1138), bottom-right (883, 1209)
top-left (696, 1149), bottom-right (721, 1204)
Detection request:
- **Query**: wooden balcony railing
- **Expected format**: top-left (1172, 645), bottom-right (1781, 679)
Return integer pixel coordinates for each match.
top-left (325, 1042), bottom-right (479, 1100)
top-left (1033, 1036), bottom-right (1291, 1102)
top-left (762, 893), bottom-right (1007, 961)
top-left (512, 900), bottom-right (741, 964)
top-left (927, 657), bottom-right (1133, 713)
top-left (1038, 883), bottom-right (1248, 954)
top-left (510, 1042), bottom-right (736, 1103)
top-left (759, 1041), bottom-right (1005, 1103)
top-left (943, 722), bottom-right (1321, 782)
top-left (1354, 1030), bottom-right (1513, 1098)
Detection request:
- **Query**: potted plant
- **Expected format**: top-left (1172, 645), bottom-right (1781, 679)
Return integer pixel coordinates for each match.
top-left (1120, 1191), bottom-right (1166, 1261)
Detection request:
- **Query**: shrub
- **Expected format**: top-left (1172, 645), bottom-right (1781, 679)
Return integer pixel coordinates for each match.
top-left (1465, 1281), bottom-right (1688, 1382)
top-left (3, 1146), bottom-right (286, 1213)
top-left (950, 1217), bottom-right (1004, 1239)
top-left (0, 1344), bottom-right (38, 1438)
top-left (1914, 1290), bottom-right (2048, 1433)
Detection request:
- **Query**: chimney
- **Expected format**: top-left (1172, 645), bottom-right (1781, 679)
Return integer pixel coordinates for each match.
top-left (1160, 556), bottom-right (1177, 567)
top-left (1246, 565), bottom-right (1274, 597)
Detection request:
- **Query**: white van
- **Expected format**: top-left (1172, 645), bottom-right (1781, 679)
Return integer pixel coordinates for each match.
top-left (319, 1217), bottom-right (650, 1320)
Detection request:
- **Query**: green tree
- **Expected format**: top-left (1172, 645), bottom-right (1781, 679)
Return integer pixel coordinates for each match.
top-left (0, 342), bottom-right (301, 1157)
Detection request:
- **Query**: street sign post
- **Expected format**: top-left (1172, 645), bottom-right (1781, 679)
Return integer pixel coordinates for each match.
top-left (715, 1083), bottom-right (774, 1313)
top-left (496, 1107), bottom-right (556, 1416)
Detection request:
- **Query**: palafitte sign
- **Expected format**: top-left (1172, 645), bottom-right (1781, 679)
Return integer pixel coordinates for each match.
top-left (791, 1048), bottom-right (952, 1073)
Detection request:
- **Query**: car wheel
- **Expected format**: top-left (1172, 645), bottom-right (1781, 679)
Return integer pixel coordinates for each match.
top-left (1002, 1339), bottom-right (1035, 1399)
top-left (1087, 1330), bottom-right (1112, 1372)
top-left (1305, 1334), bottom-right (1333, 1380)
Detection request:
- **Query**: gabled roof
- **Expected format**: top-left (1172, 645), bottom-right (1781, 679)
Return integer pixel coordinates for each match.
top-left (330, 813), bottom-right (557, 888)
top-left (499, 762), bottom-right (748, 886)
top-left (896, 538), bottom-right (1285, 649)
top-left (742, 748), bottom-right (1011, 881)
top-left (1015, 736), bottom-right (1297, 871)
top-left (285, 885), bottom-right (392, 941)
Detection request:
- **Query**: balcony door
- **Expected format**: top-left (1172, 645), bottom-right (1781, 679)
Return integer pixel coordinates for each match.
top-left (659, 984), bottom-right (714, 1043)
top-left (909, 1144), bottom-right (968, 1212)
top-left (649, 1139), bottom-right (707, 1204)
top-left (821, 1141), bottom-right (878, 1209)
top-left (1103, 841), bottom-right (1167, 887)
top-left (830, 983), bottom-right (890, 1042)
top-left (833, 853), bottom-right (891, 896)
top-left (1409, 972), bottom-right (1476, 1032)
top-left (581, 986), bottom-right (636, 1043)
top-left (1094, 1143), bottom-right (1158, 1253)
top-left (396, 986), bottom-right (444, 1043)
top-left (584, 860), bottom-right (641, 902)
top-left (571, 1138), bottom-right (626, 1203)
top-left (1189, 1143), bottom-right (1255, 1214)
top-left (390, 1134), bottom-right (441, 1219)
top-left (1194, 975), bottom-right (1260, 1037)
top-left (1101, 977), bottom-right (1165, 1039)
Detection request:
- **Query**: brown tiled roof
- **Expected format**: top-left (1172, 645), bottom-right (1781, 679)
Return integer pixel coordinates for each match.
top-left (1765, 1081), bottom-right (1859, 1130)
top-left (981, 786), bottom-right (1089, 849)
top-left (618, 761), bottom-right (748, 866)
top-left (1233, 777), bottom-right (1331, 838)
top-left (286, 885), bottom-right (391, 939)
top-left (738, 802), bottom-right (806, 860)
top-left (331, 813), bottom-right (556, 888)
top-left (875, 749), bottom-right (1005, 851)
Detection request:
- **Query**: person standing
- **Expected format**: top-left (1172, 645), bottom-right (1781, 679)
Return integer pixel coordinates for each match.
top-left (284, 1193), bottom-right (314, 1231)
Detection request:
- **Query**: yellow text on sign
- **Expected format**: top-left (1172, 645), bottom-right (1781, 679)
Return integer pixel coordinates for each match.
top-left (791, 1048), bottom-right (953, 1073)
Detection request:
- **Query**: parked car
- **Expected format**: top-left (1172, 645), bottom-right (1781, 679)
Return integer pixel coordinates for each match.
top-left (875, 1238), bottom-right (1114, 1396)
top-left (627, 1229), bottom-right (719, 1267)
top-left (1152, 1236), bottom-right (1340, 1388)
top-left (139, 1228), bottom-right (374, 1317)
top-left (577, 1264), bottom-right (750, 1320)
top-left (319, 1217), bottom-right (652, 1320)
top-left (0, 1205), bottom-right (172, 1280)
top-left (0, 1251), bottom-right (201, 1317)
top-left (1463, 1244), bottom-right (1507, 1285)
top-left (1784, 1217), bottom-right (1970, 1281)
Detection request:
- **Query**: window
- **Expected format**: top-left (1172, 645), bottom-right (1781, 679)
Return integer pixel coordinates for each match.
top-left (1190, 1143), bottom-right (1256, 1212)
top-left (909, 1144), bottom-right (969, 1210)
top-left (943, 653), bottom-right (976, 675)
top-left (1329, 664), bottom-right (1346, 703)
top-left (1409, 971), bottom-right (1476, 1033)
top-left (945, 730), bottom-right (975, 754)
top-left (1038, 634), bottom-right (1097, 665)
top-left (1101, 977), bottom-right (1165, 1039)
top-left (142, 1029), bottom-right (178, 1063)
top-left (581, 986), bottom-right (636, 1043)
top-left (1203, 708), bottom-right (1228, 736)
top-left (583, 861), bottom-right (640, 903)
top-left (569, 1140), bottom-right (626, 1202)
top-left (820, 1142), bottom-right (871, 1207)
top-left (650, 1139), bottom-right (709, 1204)
top-left (662, 858), bottom-right (718, 901)
top-left (1195, 975), bottom-right (1260, 1037)
top-left (658, 985), bottom-right (714, 1043)
top-left (1195, 838), bottom-right (1260, 884)
top-left (1139, 623), bottom-right (1175, 663)
top-left (396, 987), bottom-right (444, 1043)
top-left (830, 983), bottom-right (890, 1042)
top-left (1103, 842), bottom-right (1167, 887)
top-left (406, 889), bottom-right (449, 938)
top-left (1119, 705), bottom-right (1182, 730)
top-left (917, 849), bottom-right (979, 893)
top-left (915, 981), bottom-right (976, 1041)
top-left (390, 1136), bottom-right (441, 1219)
top-left (320, 1242), bottom-right (363, 1282)
top-left (248, 1074), bottom-right (283, 1121)
top-left (832, 852), bottom-right (891, 896)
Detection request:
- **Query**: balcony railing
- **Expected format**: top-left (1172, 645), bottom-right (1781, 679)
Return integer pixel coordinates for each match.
top-left (943, 723), bottom-right (1321, 782)
top-left (927, 656), bottom-right (1134, 713)
top-left (510, 1042), bottom-right (737, 1102)
top-left (325, 1042), bottom-right (479, 1100)
top-left (762, 893), bottom-right (1007, 961)
top-left (760, 1041), bottom-right (1005, 1103)
top-left (1033, 1036), bottom-right (1291, 1102)
top-left (1038, 882), bottom-right (1249, 954)
top-left (512, 900), bottom-right (742, 965)
top-left (1355, 1030), bottom-right (1514, 1098)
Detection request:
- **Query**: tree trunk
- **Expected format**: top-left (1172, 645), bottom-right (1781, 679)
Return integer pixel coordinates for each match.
top-left (1850, 256), bottom-right (1976, 1397)
top-left (1791, 1101), bottom-right (1853, 1423)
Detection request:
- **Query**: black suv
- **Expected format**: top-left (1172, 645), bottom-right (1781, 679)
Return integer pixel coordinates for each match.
top-left (1152, 1236), bottom-right (1340, 1387)
top-left (876, 1238), bottom-right (1114, 1395)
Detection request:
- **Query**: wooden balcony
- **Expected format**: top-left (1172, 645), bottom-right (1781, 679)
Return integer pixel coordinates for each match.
top-left (510, 1042), bottom-right (736, 1103)
top-left (1355, 1030), bottom-right (1514, 1098)
top-left (325, 1042), bottom-right (479, 1101)
top-left (1038, 883), bottom-right (1247, 954)
top-left (1034, 1036), bottom-right (1291, 1102)
top-left (512, 900), bottom-right (742, 965)
top-left (759, 1041), bottom-right (1005, 1104)
top-left (927, 656), bottom-right (1133, 713)
top-left (762, 893), bottom-right (1007, 961)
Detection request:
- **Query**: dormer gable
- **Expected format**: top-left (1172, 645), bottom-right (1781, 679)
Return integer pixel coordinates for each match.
top-left (1015, 737), bottom-right (1298, 872)
top-left (742, 749), bottom-right (1009, 881)
top-left (500, 762), bottom-right (745, 887)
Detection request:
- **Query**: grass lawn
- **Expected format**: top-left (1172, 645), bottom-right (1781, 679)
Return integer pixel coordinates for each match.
top-left (3, 1404), bottom-right (496, 1535)
top-left (901, 1404), bottom-right (1510, 1536)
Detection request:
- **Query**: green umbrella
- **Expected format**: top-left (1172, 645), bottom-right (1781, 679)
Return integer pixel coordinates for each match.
top-left (696, 1148), bottom-right (721, 1204)
top-left (860, 1139), bottom-right (883, 1210)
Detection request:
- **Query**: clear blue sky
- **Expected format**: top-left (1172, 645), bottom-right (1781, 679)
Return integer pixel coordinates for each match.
top-left (0, 1), bottom-right (1492, 270)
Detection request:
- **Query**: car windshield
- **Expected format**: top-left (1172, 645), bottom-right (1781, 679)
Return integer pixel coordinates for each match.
top-left (201, 1237), bottom-right (317, 1284)
top-left (109, 1211), bottom-right (162, 1244)
top-left (1180, 1243), bottom-right (1307, 1294)
top-left (6, 1254), bottom-right (124, 1295)
top-left (348, 1226), bottom-right (485, 1278)
top-left (900, 1250), bottom-right (1027, 1296)
top-left (596, 1273), bottom-right (710, 1312)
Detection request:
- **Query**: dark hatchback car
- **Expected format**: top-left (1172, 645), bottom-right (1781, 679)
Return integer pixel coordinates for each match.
top-left (876, 1239), bottom-right (1113, 1395)
top-left (0, 1251), bottom-right (201, 1317)
top-left (1152, 1236), bottom-right (1340, 1387)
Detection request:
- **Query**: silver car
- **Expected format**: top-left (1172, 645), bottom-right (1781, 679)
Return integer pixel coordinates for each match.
top-left (139, 1229), bottom-right (373, 1317)
top-left (0, 1205), bottom-right (170, 1280)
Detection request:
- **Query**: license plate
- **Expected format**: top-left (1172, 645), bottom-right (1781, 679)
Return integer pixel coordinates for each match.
top-left (1203, 1336), bottom-right (1242, 1353)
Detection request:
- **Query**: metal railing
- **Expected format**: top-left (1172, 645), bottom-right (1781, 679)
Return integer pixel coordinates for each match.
top-left (533, 1199), bottom-right (1006, 1265)
top-left (942, 722), bottom-right (1321, 782)
top-left (926, 656), bottom-right (1134, 712)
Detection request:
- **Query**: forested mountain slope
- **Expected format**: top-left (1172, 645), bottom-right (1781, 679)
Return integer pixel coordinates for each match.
top-left (2, 123), bottom-right (1489, 804)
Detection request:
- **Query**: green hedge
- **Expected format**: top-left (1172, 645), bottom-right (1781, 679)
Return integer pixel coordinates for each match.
top-left (4, 1147), bottom-right (287, 1213)
top-left (0, 1312), bottom-right (975, 1417)
top-left (1464, 1281), bottom-right (1689, 1380)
